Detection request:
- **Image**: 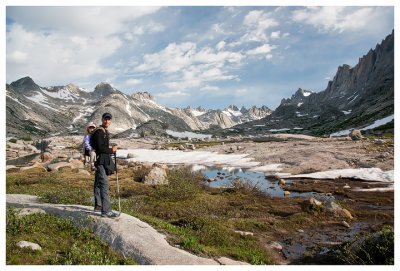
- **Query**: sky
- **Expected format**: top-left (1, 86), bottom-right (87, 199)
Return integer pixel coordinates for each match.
top-left (5, 2), bottom-right (395, 110)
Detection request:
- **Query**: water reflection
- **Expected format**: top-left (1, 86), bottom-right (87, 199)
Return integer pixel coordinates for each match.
top-left (192, 165), bottom-right (333, 200)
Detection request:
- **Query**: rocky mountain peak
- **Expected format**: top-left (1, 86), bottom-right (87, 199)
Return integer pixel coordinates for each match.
top-left (280, 88), bottom-right (314, 106)
top-left (195, 106), bottom-right (206, 112)
top-left (10, 76), bottom-right (41, 94)
top-left (227, 105), bottom-right (239, 111)
top-left (93, 82), bottom-right (117, 97)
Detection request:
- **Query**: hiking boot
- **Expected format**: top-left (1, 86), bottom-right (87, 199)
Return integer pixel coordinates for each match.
top-left (94, 206), bottom-right (102, 212)
top-left (101, 211), bottom-right (119, 218)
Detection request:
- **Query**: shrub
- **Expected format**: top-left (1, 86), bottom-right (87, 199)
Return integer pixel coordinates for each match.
top-left (339, 225), bottom-right (394, 264)
top-left (151, 167), bottom-right (203, 202)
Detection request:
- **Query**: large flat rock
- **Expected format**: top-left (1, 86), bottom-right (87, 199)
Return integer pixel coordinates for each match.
top-left (6, 194), bottom-right (226, 265)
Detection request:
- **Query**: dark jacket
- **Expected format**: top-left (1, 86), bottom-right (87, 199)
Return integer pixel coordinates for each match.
top-left (91, 126), bottom-right (115, 175)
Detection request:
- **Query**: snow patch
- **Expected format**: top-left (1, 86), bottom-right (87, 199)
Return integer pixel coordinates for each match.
top-left (166, 130), bottom-right (212, 139)
top-left (282, 168), bottom-right (393, 183)
top-left (42, 87), bottom-right (79, 101)
top-left (26, 91), bottom-right (59, 111)
top-left (361, 114), bottom-right (394, 130)
top-left (118, 149), bottom-right (260, 168)
top-left (330, 115), bottom-right (394, 137)
top-left (191, 110), bottom-right (206, 117)
top-left (269, 128), bottom-right (290, 132)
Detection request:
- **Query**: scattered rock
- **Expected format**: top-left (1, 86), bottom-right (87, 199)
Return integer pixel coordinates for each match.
top-left (16, 241), bottom-right (42, 251)
top-left (284, 191), bottom-right (290, 196)
top-left (16, 208), bottom-right (46, 217)
top-left (343, 184), bottom-right (351, 189)
top-left (20, 162), bottom-right (47, 172)
top-left (40, 152), bottom-right (53, 163)
top-left (234, 230), bottom-right (254, 236)
top-left (185, 143), bottom-right (196, 150)
top-left (301, 197), bottom-right (322, 212)
top-left (297, 229), bottom-right (304, 233)
top-left (278, 179), bottom-right (286, 186)
top-left (372, 139), bottom-right (385, 144)
top-left (349, 129), bottom-right (363, 140)
top-left (69, 159), bottom-right (85, 169)
top-left (143, 167), bottom-right (169, 185)
top-left (178, 145), bottom-right (186, 150)
top-left (324, 201), bottom-right (353, 219)
top-left (268, 241), bottom-right (283, 251)
top-left (341, 221), bottom-right (351, 228)
top-left (47, 162), bottom-right (71, 172)
top-left (127, 153), bottom-right (136, 159)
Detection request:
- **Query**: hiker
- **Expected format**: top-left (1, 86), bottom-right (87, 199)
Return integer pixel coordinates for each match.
top-left (82, 122), bottom-right (97, 171)
top-left (90, 112), bottom-right (118, 218)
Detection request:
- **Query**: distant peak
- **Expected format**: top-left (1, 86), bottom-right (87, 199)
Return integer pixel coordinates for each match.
top-left (11, 76), bottom-right (36, 86)
top-left (10, 76), bottom-right (41, 93)
top-left (227, 105), bottom-right (239, 111)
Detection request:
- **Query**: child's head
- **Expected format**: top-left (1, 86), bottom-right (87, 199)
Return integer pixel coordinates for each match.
top-left (86, 122), bottom-right (96, 134)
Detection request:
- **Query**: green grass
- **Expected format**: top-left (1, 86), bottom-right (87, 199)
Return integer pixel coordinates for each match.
top-left (6, 208), bottom-right (136, 265)
top-left (6, 165), bottom-right (393, 265)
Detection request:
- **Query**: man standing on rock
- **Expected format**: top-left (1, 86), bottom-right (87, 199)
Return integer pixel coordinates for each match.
top-left (90, 112), bottom-right (118, 218)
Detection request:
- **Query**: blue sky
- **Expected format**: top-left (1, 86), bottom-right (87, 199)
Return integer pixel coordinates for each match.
top-left (5, 4), bottom-right (394, 110)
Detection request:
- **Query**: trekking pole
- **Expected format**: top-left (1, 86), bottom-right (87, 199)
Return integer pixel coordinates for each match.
top-left (114, 152), bottom-right (121, 216)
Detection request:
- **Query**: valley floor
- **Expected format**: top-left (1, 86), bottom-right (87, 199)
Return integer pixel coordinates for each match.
top-left (6, 134), bottom-right (394, 264)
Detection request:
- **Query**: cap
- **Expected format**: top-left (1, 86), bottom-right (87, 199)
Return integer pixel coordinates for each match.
top-left (86, 122), bottom-right (96, 129)
top-left (102, 112), bottom-right (112, 120)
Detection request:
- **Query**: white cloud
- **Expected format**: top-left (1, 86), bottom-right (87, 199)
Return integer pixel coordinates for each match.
top-left (201, 85), bottom-right (220, 91)
top-left (291, 7), bottom-right (382, 33)
top-left (7, 50), bottom-right (27, 64)
top-left (130, 22), bottom-right (165, 36)
top-left (6, 6), bottom-right (162, 85)
top-left (135, 41), bottom-right (243, 91)
top-left (247, 44), bottom-right (276, 55)
top-left (216, 41), bottom-right (226, 51)
top-left (240, 10), bottom-right (279, 43)
top-left (125, 79), bottom-right (142, 86)
top-left (157, 90), bottom-right (190, 98)
top-left (7, 7), bottom-right (162, 38)
top-left (6, 23), bottom-right (120, 84)
top-left (270, 31), bottom-right (280, 39)
top-left (234, 88), bottom-right (248, 97)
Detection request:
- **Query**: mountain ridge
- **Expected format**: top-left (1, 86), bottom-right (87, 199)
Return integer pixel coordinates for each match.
top-left (6, 78), bottom-right (272, 139)
top-left (231, 30), bottom-right (394, 136)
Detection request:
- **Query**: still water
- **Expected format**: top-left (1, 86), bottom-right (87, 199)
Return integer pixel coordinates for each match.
top-left (192, 165), bottom-right (333, 200)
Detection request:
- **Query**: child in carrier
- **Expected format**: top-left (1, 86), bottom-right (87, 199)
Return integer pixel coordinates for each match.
top-left (83, 122), bottom-right (97, 170)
